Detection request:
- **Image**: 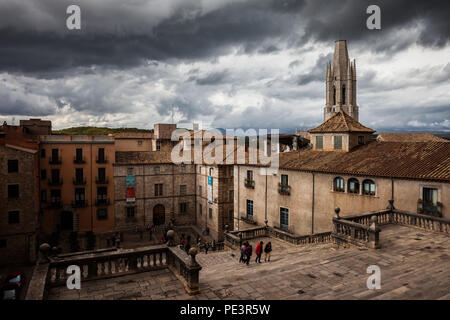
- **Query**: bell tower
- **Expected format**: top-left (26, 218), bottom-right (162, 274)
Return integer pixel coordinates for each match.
top-left (324, 40), bottom-right (359, 122)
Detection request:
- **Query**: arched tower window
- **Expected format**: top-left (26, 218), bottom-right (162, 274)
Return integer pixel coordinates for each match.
top-left (333, 86), bottom-right (336, 105)
top-left (342, 85), bottom-right (346, 105)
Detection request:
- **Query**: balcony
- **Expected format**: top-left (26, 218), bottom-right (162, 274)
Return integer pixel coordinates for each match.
top-left (48, 201), bottom-right (62, 209)
top-left (49, 157), bottom-right (62, 165)
top-left (73, 156), bottom-right (86, 164)
top-left (48, 178), bottom-right (63, 186)
top-left (95, 198), bottom-right (110, 206)
top-left (417, 199), bottom-right (443, 218)
top-left (244, 178), bottom-right (255, 189)
top-left (73, 177), bottom-right (86, 185)
top-left (96, 156), bottom-right (107, 164)
top-left (71, 200), bottom-right (88, 208)
top-left (95, 176), bottom-right (109, 184)
top-left (278, 183), bottom-right (291, 196)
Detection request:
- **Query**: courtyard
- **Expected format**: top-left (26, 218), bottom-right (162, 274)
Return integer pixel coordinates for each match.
top-left (47, 224), bottom-right (450, 300)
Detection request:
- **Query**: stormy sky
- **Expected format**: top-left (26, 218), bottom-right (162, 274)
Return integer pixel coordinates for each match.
top-left (0, 0), bottom-right (449, 131)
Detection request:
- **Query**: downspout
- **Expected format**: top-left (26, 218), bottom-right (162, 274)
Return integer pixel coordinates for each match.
top-left (265, 168), bottom-right (268, 224)
top-left (143, 164), bottom-right (146, 228)
top-left (90, 143), bottom-right (93, 232)
top-left (312, 172), bottom-right (315, 234)
top-left (237, 165), bottom-right (240, 231)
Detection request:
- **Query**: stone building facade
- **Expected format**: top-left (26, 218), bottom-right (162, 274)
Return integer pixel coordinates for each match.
top-left (0, 144), bottom-right (39, 266)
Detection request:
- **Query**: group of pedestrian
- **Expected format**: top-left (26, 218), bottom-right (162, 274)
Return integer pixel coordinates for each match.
top-left (239, 241), bottom-right (272, 265)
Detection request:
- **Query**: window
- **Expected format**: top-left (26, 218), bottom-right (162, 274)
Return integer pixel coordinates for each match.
top-left (246, 200), bottom-right (254, 220)
top-left (342, 85), bottom-right (346, 104)
top-left (281, 174), bottom-right (289, 186)
top-left (41, 149), bottom-right (46, 158)
top-left (180, 185), bottom-right (187, 195)
top-left (8, 160), bottom-right (18, 173)
top-left (126, 207), bottom-right (135, 218)
top-left (199, 185), bottom-right (203, 195)
top-left (348, 178), bottom-right (360, 194)
top-left (179, 202), bottom-right (187, 214)
top-left (247, 170), bottom-right (253, 181)
top-left (316, 136), bottom-right (323, 150)
top-left (230, 167), bottom-right (234, 177)
top-left (155, 184), bottom-right (163, 196)
top-left (41, 190), bottom-right (47, 202)
top-left (229, 190), bottom-right (234, 202)
top-left (97, 209), bottom-right (108, 220)
top-left (199, 203), bottom-right (203, 216)
top-left (8, 211), bottom-right (20, 224)
top-left (229, 210), bottom-right (234, 222)
top-left (51, 169), bottom-right (60, 183)
top-left (333, 177), bottom-right (345, 192)
top-left (75, 188), bottom-right (85, 202)
top-left (209, 168), bottom-right (213, 176)
top-left (154, 166), bottom-right (160, 174)
top-left (75, 148), bottom-right (83, 162)
top-left (51, 190), bottom-right (61, 204)
top-left (98, 148), bottom-right (105, 162)
top-left (137, 140), bottom-right (143, 146)
top-left (0, 239), bottom-right (6, 248)
top-left (358, 136), bottom-right (365, 145)
top-left (423, 187), bottom-right (438, 206)
top-left (75, 168), bottom-right (84, 183)
top-left (333, 86), bottom-right (336, 105)
top-left (280, 207), bottom-right (289, 230)
top-left (334, 136), bottom-right (342, 150)
top-left (127, 167), bottom-right (133, 175)
top-left (181, 165), bottom-right (186, 173)
top-left (97, 187), bottom-right (107, 200)
top-left (156, 140), bottom-right (161, 151)
top-left (98, 168), bottom-right (106, 182)
top-left (362, 179), bottom-right (376, 196)
top-left (8, 184), bottom-right (19, 198)
top-left (209, 208), bottom-right (213, 219)
top-left (51, 148), bottom-right (59, 161)
top-left (41, 169), bottom-right (47, 180)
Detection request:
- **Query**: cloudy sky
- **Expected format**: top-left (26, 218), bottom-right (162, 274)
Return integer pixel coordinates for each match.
top-left (0, 0), bottom-right (449, 131)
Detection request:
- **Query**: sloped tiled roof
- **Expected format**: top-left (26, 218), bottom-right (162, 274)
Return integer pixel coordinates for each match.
top-left (113, 132), bottom-right (153, 139)
top-left (115, 151), bottom-right (172, 164)
top-left (377, 133), bottom-right (447, 142)
top-left (308, 111), bottom-right (376, 133)
top-left (277, 141), bottom-right (450, 181)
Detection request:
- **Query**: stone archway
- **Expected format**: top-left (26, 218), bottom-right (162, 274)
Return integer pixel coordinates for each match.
top-left (153, 204), bottom-right (165, 226)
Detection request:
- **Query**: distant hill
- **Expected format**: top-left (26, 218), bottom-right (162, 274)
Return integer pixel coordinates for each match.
top-left (53, 126), bottom-right (153, 136)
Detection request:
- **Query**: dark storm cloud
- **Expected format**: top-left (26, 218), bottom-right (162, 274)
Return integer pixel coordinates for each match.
top-left (296, 53), bottom-right (332, 85)
top-left (1, 0), bottom-right (449, 77)
top-left (194, 71), bottom-right (229, 86)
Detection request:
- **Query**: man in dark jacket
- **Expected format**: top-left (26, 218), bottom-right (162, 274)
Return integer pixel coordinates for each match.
top-left (264, 242), bottom-right (272, 262)
top-left (245, 243), bottom-right (252, 265)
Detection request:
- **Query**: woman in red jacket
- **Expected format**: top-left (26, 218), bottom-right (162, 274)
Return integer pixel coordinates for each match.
top-left (255, 241), bottom-right (263, 263)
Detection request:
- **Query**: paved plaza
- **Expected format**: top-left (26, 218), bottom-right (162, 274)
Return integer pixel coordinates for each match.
top-left (48, 225), bottom-right (450, 300)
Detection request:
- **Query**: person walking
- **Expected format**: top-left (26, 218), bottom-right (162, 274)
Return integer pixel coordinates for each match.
top-left (264, 241), bottom-right (272, 262)
top-left (255, 241), bottom-right (263, 263)
top-left (239, 242), bottom-right (247, 263)
top-left (205, 242), bottom-right (210, 254)
top-left (245, 243), bottom-right (252, 265)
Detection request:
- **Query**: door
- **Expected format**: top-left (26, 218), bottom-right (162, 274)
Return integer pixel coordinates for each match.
top-left (153, 204), bottom-right (165, 225)
top-left (61, 211), bottom-right (73, 231)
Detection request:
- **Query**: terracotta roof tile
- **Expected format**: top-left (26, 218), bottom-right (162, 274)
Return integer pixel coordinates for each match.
top-left (308, 111), bottom-right (376, 133)
top-left (376, 133), bottom-right (447, 142)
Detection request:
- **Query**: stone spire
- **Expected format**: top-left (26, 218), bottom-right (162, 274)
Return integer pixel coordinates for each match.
top-left (324, 40), bottom-right (359, 122)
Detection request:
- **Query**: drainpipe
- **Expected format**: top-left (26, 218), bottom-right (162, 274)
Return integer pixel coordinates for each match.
top-left (90, 143), bottom-right (93, 232)
top-left (143, 164), bottom-right (146, 228)
top-left (237, 165), bottom-right (240, 231)
top-left (265, 168), bottom-right (268, 224)
top-left (312, 172), bottom-right (315, 234)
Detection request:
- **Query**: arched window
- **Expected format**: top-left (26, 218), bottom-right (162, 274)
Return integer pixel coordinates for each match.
top-left (342, 85), bottom-right (346, 104)
top-left (333, 86), bottom-right (336, 105)
top-left (362, 179), bottom-right (376, 196)
top-left (348, 178), bottom-right (360, 194)
top-left (333, 177), bottom-right (345, 192)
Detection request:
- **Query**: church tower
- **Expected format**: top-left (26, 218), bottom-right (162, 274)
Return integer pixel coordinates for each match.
top-left (324, 40), bottom-right (359, 122)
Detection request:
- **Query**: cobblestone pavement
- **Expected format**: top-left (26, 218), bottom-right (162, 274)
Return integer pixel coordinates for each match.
top-left (48, 225), bottom-right (450, 300)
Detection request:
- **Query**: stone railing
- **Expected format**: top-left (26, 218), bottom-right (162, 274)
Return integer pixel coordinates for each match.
top-left (26, 243), bottom-right (202, 300)
top-left (268, 226), bottom-right (332, 245)
top-left (342, 209), bottom-right (392, 226)
top-left (391, 209), bottom-right (450, 234)
top-left (332, 216), bottom-right (380, 249)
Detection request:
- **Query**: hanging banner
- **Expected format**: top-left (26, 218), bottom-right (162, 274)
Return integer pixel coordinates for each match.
top-left (126, 175), bottom-right (136, 203)
top-left (207, 176), bottom-right (213, 204)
